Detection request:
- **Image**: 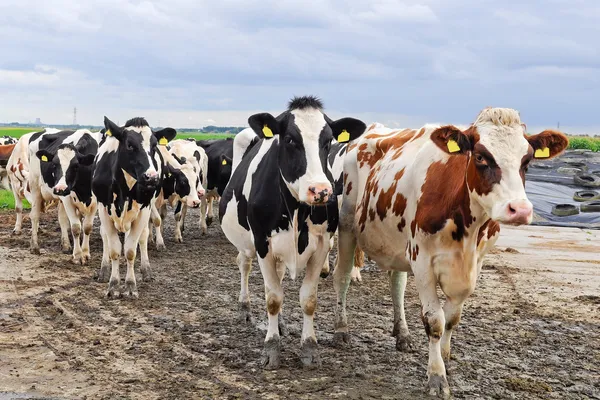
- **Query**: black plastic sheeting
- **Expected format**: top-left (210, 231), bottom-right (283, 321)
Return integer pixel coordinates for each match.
top-left (525, 150), bottom-right (600, 229)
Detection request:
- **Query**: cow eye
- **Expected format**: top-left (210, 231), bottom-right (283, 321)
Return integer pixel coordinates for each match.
top-left (284, 136), bottom-right (294, 145)
top-left (475, 154), bottom-right (485, 163)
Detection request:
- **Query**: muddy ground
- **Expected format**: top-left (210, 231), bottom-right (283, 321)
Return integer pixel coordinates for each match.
top-left (0, 206), bottom-right (599, 400)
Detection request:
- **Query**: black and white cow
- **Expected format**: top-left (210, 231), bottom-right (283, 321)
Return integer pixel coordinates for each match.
top-left (152, 139), bottom-right (208, 248)
top-left (28, 129), bottom-right (101, 263)
top-left (0, 136), bottom-right (18, 145)
top-left (6, 129), bottom-right (62, 234)
top-left (219, 96), bottom-right (366, 368)
top-left (93, 116), bottom-right (176, 298)
top-left (196, 138), bottom-right (233, 225)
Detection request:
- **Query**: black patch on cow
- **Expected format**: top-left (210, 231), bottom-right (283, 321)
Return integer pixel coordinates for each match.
top-left (197, 138), bottom-right (233, 196)
top-left (328, 142), bottom-right (347, 195)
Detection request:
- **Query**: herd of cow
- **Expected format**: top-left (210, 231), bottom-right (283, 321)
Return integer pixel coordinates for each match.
top-left (0, 96), bottom-right (569, 398)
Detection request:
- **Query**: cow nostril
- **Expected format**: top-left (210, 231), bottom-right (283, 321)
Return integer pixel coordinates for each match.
top-left (508, 205), bottom-right (516, 214)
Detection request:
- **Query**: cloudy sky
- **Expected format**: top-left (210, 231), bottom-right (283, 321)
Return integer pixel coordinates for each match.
top-left (0, 0), bottom-right (598, 133)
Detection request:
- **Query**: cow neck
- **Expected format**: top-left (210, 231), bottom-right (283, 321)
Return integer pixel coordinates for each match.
top-left (73, 166), bottom-right (94, 206)
top-left (279, 174), bottom-right (300, 271)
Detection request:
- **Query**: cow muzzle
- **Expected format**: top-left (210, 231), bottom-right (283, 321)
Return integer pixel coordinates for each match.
top-left (141, 171), bottom-right (159, 188)
top-left (503, 199), bottom-right (533, 225)
top-left (53, 184), bottom-right (69, 196)
top-left (306, 183), bottom-right (333, 205)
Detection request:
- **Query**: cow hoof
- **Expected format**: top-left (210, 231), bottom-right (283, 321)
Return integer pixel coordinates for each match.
top-left (278, 314), bottom-right (289, 337)
top-left (319, 270), bottom-right (330, 279)
top-left (238, 302), bottom-right (253, 324)
top-left (123, 281), bottom-right (139, 299)
top-left (300, 338), bottom-right (321, 369)
top-left (106, 279), bottom-right (120, 298)
top-left (333, 331), bottom-right (351, 348)
top-left (206, 217), bottom-right (213, 227)
top-left (81, 254), bottom-right (90, 265)
top-left (97, 264), bottom-right (110, 283)
top-left (30, 247), bottom-right (40, 255)
top-left (201, 228), bottom-right (208, 236)
top-left (141, 267), bottom-right (153, 282)
top-left (350, 269), bottom-right (363, 283)
top-left (12, 229), bottom-right (21, 236)
top-left (395, 334), bottom-right (413, 352)
top-left (175, 237), bottom-right (183, 243)
top-left (156, 243), bottom-right (166, 251)
top-left (72, 257), bottom-right (82, 265)
top-left (427, 374), bottom-right (450, 398)
top-left (261, 336), bottom-right (281, 370)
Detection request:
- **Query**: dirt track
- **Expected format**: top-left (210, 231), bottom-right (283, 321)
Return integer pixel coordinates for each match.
top-left (0, 206), bottom-right (599, 400)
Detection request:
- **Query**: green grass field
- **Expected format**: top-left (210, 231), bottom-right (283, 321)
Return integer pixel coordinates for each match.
top-left (0, 127), bottom-right (234, 141)
top-left (0, 189), bottom-right (28, 210)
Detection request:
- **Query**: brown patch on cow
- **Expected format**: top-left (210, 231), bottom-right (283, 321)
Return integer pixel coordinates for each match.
top-left (487, 220), bottom-right (500, 239)
top-left (467, 142), bottom-right (502, 196)
top-left (445, 312), bottom-right (461, 331)
top-left (414, 156), bottom-right (473, 240)
top-left (375, 182), bottom-right (397, 221)
top-left (354, 246), bottom-right (364, 268)
top-left (267, 295), bottom-right (281, 315)
top-left (477, 220), bottom-right (491, 245)
top-left (345, 181), bottom-right (353, 195)
top-left (368, 208), bottom-right (376, 222)
top-left (303, 295), bottom-right (317, 316)
top-left (413, 245), bottom-right (419, 260)
top-left (397, 218), bottom-right (406, 232)
top-left (410, 219), bottom-right (416, 237)
top-left (358, 168), bottom-right (380, 231)
top-left (343, 172), bottom-right (348, 185)
top-left (347, 143), bottom-right (357, 152)
top-left (0, 144), bottom-right (16, 160)
top-left (10, 165), bottom-right (16, 173)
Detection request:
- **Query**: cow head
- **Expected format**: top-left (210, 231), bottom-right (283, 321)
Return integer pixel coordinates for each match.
top-left (103, 116), bottom-right (176, 191)
top-left (36, 144), bottom-right (95, 196)
top-left (432, 107), bottom-right (568, 225)
top-left (170, 154), bottom-right (205, 208)
top-left (248, 96), bottom-right (366, 205)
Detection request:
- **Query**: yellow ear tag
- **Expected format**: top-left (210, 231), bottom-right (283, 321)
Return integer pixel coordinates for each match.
top-left (534, 147), bottom-right (550, 158)
top-left (105, 129), bottom-right (112, 137)
top-left (159, 137), bottom-right (168, 146)
top-left (447, 139), bottom-right (460, 153)
top-left (41, 155), bottom-right (48, 162)
top-left (221, 159), bottom-right (227, 165)
top-left (262, 125), bottom-right (273, 138)
top-left (337, 129), bottom-right (350, 143)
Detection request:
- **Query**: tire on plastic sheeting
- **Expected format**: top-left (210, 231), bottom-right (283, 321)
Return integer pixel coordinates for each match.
top-left (530, 163), bottom-right (553, 170)
top-left (557, 167), bottom-right (583, 175)
top-left (573, 174), bottom-right (600, 188)
top-left (551, 204), bottom-right (579, 216)
top-left (592, 170), bottom-right (600, 177)
top-left (564, 161), bottom-right (588, 171)
top-left (573, 190), bottom-right (600, 202)
top-left (580, 201), bottom-right (600, 213)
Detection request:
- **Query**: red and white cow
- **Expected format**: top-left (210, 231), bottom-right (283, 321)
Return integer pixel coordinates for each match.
top-left (333, 108), bottom-right (568, 397)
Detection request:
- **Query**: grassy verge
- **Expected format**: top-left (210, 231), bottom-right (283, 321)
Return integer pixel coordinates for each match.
top-left (0, 189), bottom-right (28, 210)
top-left (0, 127), bottom-right (234, 141)
top-left (567, 136), bottom-right (600, 152)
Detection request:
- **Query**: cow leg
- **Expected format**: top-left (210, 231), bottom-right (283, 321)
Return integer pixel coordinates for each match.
top-left (206, 196), bottom-right (214, 226)
top-left (153, 204), bottom-right (165, 251)
top-left (80, 205), bottom-right (96, 265)
top-left (29, 192), bottom-right (43, 254)
top-left (12, 191), bottom-right (24, 235)
top-left (122, 209), bottom-right (150, 298)
top-left (299, 243), bottom-right (327, 368)
top-left (258, 255), bottom-right (283, 370)
top-left (199, 197), bottom-right (208, 235)
top-left (174, 202), bottom-right (184, 243)
top-left (180, 200), bottom-right (187, 232)
top-left (389, 270), bottom-right (412, 351)
top-left (57, 202), bottom-right (72, 254)
top-left (99, 209), bottom-right (122, 298)
top-left (139, 224), bottom-right (152, 282)
top-left (320, 236), bottom-right (334, 278)
top-left (61, 200), bottom-right (83, 264)
top-left (414, 262), bottom-right (450, 398)
top-left (351, 246), bottom-right (365, 282)
top-left (237, 252), bottom-right (253, 324)
top-left (98, 223), bottom-right (110, 283)
top-left (440, 299), bottom-right (465, 363)
top-left (332, 228), bottom-right (356, 347)
top-left (275, 261), bottom-right (288, 337)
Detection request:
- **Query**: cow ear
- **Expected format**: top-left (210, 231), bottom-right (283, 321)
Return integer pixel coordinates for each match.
top-left (154, 128), bottom-right (177, 146)
top-left (328, 117), bottom-right (367, 143)
top-left (526, 130), bottom-right (569, 159)
top-left (220, 154), bottom-right (232, 166)
top-left (248, 113), bottom-right (279, 140)
top-left (78, 153), bottom-right (96, 166)
top-left (36, 150), bottom-right (53, 162)
top-left (431, 125), bottom-right (476, 155)
top-left (103, 116), bottom-right (123, 140)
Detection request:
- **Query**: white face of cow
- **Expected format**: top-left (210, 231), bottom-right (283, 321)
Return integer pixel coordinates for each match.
top-left (53, 147), bottom-right (77, 194)
top-left (435, 108), bottom-right (569, 226)
top-left (247, 96), bottom-right (367, 207)
top-left (178, 161), bottom-right (204, 207)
